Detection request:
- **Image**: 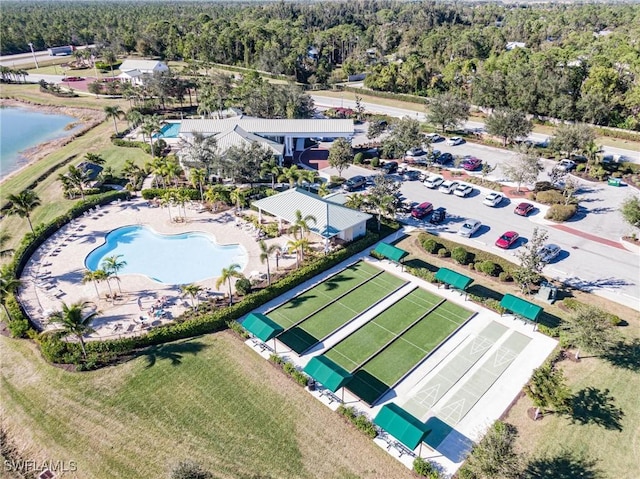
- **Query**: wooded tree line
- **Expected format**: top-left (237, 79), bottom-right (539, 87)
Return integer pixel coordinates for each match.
top-left (2, 1), bottom-right (638, 128)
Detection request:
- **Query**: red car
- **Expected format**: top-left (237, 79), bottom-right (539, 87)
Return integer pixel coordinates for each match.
top-left (495, 231), bottom-right (520, 249)
top-left (411, 202), bottom-right (434, 219)
top-left (514, 202), bottom-right (534, 216)
top-left (461, 157), bottom-right (482, 171)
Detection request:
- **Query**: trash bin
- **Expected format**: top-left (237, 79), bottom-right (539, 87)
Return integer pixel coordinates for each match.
top-left (608, 178), bottom-right (621, 187)
top-left (307, 379), bottom-right (316, 391)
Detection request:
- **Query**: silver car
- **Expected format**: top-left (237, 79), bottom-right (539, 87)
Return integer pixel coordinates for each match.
top-left (538, 244), bottom-right (561, 263)
top-left (458, 219), bottom-right (482, 237)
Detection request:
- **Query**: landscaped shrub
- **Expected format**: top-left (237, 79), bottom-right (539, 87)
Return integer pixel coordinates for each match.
top-left (546, 204), bottom-right (577, 221)
top-left (370, 249), bottom-right (385, 260)
top-left (235, 278), bottom-right (252, 296)
top-left (227, 320), bottom-right (249, 339)
top-left (7, 318), bottom-right (31, 338)
top-left (452, 246), bottom-right (469, 265)
top-left (562, 298), bottom-right (622, 325)
top-left (353, 152), bottom-right (364, 164)
top-left (576, 164), bottom-right (586, 172)
top-left (337, 406), bottom-right (377, 438)
top-left (422, 238), bottom-right (440, 254)
top-left (535, 189), bottom-right (565, 205)
top-left (413, 457), bottom-right (441, 478)
top-left (269, 354), bottom-right (284, 365)
top-left (437, 247), bottom-right (449, 258)
top-left (479, 260), bottom-right (500, 276)
top-left (111, 138), bottom-right (151, 154)
top-left (406, 267), bottom-right (436, 283)
top-left (498, 271), bottom-right (512, 282)
top-left (370, 157), bottom-right (380, 168)
top-left (141, 188), bottom-right (200, 201)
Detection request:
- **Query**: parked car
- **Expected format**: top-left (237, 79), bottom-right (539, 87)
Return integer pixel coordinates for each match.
top-left (483, 192), bottom-right (504, 207)
top-left (406, 147), bottom-right (425, 157)
top-left (538, 244), bottom-right (561, 263)
top-left (461, 157), bottom-right (482, 171)
top-left (398, 200), bottom-right (418, 214)
top-left (439, 180), bottom-right (459, 194)
top-left (381, 161), bottom-right (398, 173)
top-left (429, 207), bottom-right (447, 224)
top-left (403, 170), bottom-right (421, 181)
top-left (411, 202), bottom-right (434, 219)
top-left (453, 183), bottom-right (473, 197)
top-left (557, 159), bottom-right (576, 171)
top-left (424, 174), bottom-right (444, 189)
top-left (514, 202), bottom-right (535, 216)
top-left (434, 152), bottom-right (454, 166)
top-left (447, 136), bottom-right (464, 146)
top-left (458, 219), bottom-right (482, 237)
top-left (426, 133), bottom-right (444, 143)
top-left (343, 175), bottom-right (366, 192)
top-left (495, 231), bottom-right (519, 249)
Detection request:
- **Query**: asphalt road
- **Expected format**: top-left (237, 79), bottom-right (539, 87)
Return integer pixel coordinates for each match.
top-left (0, 45), bottom-right (94, 68)
top-left (312, 94), bottom-right (639, 164)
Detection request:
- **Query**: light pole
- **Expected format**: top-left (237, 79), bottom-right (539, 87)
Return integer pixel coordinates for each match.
top-left (28, 42), bottom-right (39, 69)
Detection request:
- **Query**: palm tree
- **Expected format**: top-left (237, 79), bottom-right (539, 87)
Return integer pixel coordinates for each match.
top-left (142, 115), bottom-right (162, 157)
top-left (190, 168), bottom-right (206, 200)
top-left (161, 192), bottom-right (176, 221)
top-left (84, 152), bottom-right (105, 165)
top-left (126, 109), bottom-right (144, 128)
top-left (148, 157), bottom-right (168, 188)
top-left (102, 49), bottom-right (117, 78)
top-left (287, 237), bottom-right (310, 268)
top-left (584, 140), bottom-right (602, 176)
top-left (288, 209), bottom-right (316, 239)
top-left (299, 169), bottom-right (318, 191)
top-left (180, 283), bottom-right (202, 309)
top-left (215, 263), bottom-right (242, 305)
top-left (367, 194), bottom-right (396, 232)
top-left (104, 105), bottom-right (124, 135)
top-left (59, 165), bottom-right (90, 200)
top-left (6, 190), bottom-right (41, 234)
top-left (0, 266), bottom-right (21, 321)
top-left (50, 301), bottom-right (99, 360)
top-left (259, 158), bottom-right (282, 189)
top-left (101, 255), bottom-right (127, 294)
top-left (278, 165), bottom-right (302, 188)
top-left (259, 240), bottom-right (278, 285)
top-left (230, 187), bottom-right (248, 211)
top-left (317, 182), bottom-right (330, 197)
top-left (164, 159), bottom-right (183, 188)
top-left (345, 193), bottom-right (366, 211)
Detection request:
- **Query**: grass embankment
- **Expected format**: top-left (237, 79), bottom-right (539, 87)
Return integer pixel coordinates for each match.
top-left (1, 85), bottom-right (146, 256)
top-left (396, 231), bottom-right (640, 478)
top-left (314, 89), bottom-right (640, 151)
top-left (0, 332), bottom-right (410, 479)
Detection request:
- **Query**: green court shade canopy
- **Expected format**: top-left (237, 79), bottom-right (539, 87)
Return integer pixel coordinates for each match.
top-left (374, 242), bottom-right (409, 263)
top-left (434, 267), bottom-right (473, 291)
top-left (303, 355), bottom-right (352, 393)
top-left (373, 403), bottom-right (431, 450)
top-left (242, 313), bottom-right (284, 342)
top-left (500, 294), bottom-right (543, 322)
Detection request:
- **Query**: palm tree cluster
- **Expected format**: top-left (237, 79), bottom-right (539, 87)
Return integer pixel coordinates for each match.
top-left (0, 66), bottom-right (28, 83)
top-left (286, 209), bottom-right (317, 268)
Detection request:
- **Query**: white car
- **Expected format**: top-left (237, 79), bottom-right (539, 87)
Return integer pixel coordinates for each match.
top-left (538, 244), bottom-right (562, 263)
top-left (458, 219), bottom-right (482, 237)
top-left (557, 159), bottom-right (576, 171)
top-left (439, 180), bottom-right (459, 194)
top-left (447, 136), bottom-right (464, 146)
top-left (453, 183), bottom-right (473, 197)
top-left (423, 174), bottom-right (444, 189)
top-left (405, 147), bottom-right (426, 157)
top-left (483, 192), bottom-right (504, 207)
top-left (426, 133), bottom-right (443, 142)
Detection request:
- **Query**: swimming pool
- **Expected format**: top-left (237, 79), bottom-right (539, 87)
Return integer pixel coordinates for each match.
top-left (85, 225), bottom-right (248, 284)
top-left (153, 122), bottom-right (181, 139)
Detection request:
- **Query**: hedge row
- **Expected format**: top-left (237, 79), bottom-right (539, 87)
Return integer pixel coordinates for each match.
top-left (336, 405), bottom-right (378, 438)
top-left (37, 228), bottom-right (390, 367)
top-left (111, 138), bottom-right (152, 154)
top-left (141, 187), bottom-right (201, 201)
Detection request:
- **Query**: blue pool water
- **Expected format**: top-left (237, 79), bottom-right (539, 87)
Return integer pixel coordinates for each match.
top-left (85, 225), bottom-right (248, 284)
top-left (0, 106), bottom-right (79, 179)
top-left (153, 122), bottom-right (181, 139)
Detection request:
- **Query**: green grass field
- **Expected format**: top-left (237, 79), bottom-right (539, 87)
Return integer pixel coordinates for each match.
top-left (325, 288), bottom-right (441, 370)
top-left (347, 300), bottom-right (472, 404)
top-left (267, 261), bottom-right (381, 328)
top-left (0, 333), bottom-right (410, 479)
top-left (277, 270), bottom-right (406, 353)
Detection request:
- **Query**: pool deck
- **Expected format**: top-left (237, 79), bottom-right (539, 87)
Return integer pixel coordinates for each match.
top-left (17, 196), bottom-right (297, 340)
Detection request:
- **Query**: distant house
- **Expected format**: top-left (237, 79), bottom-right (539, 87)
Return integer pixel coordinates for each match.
top-left (117, 59), bottom-right (169, 85)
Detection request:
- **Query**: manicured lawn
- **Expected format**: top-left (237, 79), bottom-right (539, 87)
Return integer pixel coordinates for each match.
top-left (0, 332), bottom-right (410, 479)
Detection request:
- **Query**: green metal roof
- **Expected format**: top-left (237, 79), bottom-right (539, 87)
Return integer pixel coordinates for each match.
top-left (373, 403), bottom-right (431, 450)
top-left (500, 294), bottom-right (543, 322)
top-left (303, 355), bottom-right (352, 393)
top-left (242, 313), bottom-right (284, 342)
top-left (374, 242), bottom-right (409, 263)
top-left (434, 267), bottom-right (474, 291)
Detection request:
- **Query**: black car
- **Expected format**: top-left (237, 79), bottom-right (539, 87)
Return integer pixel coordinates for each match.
top-left (381, 161), bottom-right (399, 173)
top-left (429, 207), bottom-right (447, 224)
top-left (434, 152), bottom-right (454, 165)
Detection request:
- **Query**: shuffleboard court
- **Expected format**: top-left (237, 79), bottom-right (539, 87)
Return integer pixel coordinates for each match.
top-left (267, 261), bottom-right (381, 329)
top-left (278, 270), bottom-right (407, 354)
top-left (402, 321), bottom-right (509, 420)
top-left (347, 301), bottom-right (473, 405)
top-left (434, 331), bottom-right (532, 426)
top-left (324, 288), bottom-right (441, 371)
